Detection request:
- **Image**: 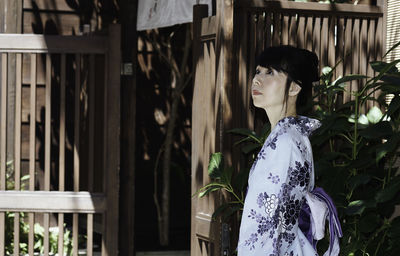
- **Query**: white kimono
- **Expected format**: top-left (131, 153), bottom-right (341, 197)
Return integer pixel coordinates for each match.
top-left (238, 116), bottom-right (321, 256)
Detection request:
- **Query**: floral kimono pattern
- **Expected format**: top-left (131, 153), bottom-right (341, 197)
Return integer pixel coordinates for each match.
top-left (238, 116), bottom-right (321, 256)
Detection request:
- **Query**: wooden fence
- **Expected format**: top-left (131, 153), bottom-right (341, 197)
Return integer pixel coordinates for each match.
top-left (0, 25), bottom-right (120, 255)
top-left (192, 1), bottom-right (386, 255)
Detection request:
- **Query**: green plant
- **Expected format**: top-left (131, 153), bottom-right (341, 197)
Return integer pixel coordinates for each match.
top-left (311, 43), bottom-right (400, 255)
top-left (197, 42), bottom-right (400, 255)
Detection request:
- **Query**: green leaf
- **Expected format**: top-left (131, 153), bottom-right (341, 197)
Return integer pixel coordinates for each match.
top-left (228, 128), bottom-right (262, 144)
top-left (375, 176), bottom-right (400, 203)
top-left (242, 143), bottom-right (261, 154)
top-left (386, 95), bottom-right (400, 118)
top-left (381, 73), bottom-right (400, 85)
top-left (388, 216), bottom-right (400, 239)
top-left (376, 133), bottom-right (400, 162)
top-left (347, 174), bottom-right (371, 190)
top-left (370, 61), bottom-right (399, 73)
top-left (359, 121), bottom-right (392, 139)
top-left (232, 168), bottom-right (249, 192)
top-left (334, 74), bottom-right (368, 86)
top-left (359, 213), bottom-right (380, 233)
top-left (222, 204), bottom-right (242, 220)
top-left (211, 203), bottom-right (231, 220)
top-left (372, 59), bottom-right (400, 84)
top-left (208, 152), bottom-right (223, 179)
top-left (346, 199), bottom-right (376, 215)
top-left (198, 185), bottom-right (223, 198)
top-left (383, 40), bottom-right (400, 58)
top-left (222, 166), bottom-right (233, 184)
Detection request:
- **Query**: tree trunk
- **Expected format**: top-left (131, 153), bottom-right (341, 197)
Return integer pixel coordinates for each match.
top-left (159, 24), bottom-right (192, 246)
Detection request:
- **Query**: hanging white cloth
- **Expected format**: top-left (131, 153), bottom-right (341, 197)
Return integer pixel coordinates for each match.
top-left (137, 0), bottom-right (212, 31)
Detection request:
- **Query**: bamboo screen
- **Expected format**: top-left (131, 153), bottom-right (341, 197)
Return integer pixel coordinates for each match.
top-left (0, 31), bottom-right (119, 256)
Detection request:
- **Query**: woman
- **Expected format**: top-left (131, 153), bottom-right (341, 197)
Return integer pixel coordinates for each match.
top-left (238, 46), bottom-right (341, 256)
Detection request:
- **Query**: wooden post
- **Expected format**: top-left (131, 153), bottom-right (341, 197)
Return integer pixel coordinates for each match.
top-left (119, 0), bottom-right (138, 254)
top-left (1, 0), bottom-right (22, 165)
top-left (104, 24), bottom-right (121, 256)
top-left (216, 1), bottom-right (235, 256)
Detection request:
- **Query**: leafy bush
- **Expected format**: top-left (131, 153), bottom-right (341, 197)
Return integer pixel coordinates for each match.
top-left (196, 42), bottom-right (400, 255)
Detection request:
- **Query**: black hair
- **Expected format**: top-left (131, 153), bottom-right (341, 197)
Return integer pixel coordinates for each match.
top-left (255, 45), bottom-right (319, 114)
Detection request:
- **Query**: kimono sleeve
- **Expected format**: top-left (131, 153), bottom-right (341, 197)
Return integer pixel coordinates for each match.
top-left (238, 133), bottom-right (312, 255)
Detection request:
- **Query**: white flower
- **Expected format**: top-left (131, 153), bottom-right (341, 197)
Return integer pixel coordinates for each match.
top-left (265, 194), bottom-right (278, 218)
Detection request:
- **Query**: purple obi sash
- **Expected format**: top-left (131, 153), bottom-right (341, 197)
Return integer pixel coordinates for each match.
top-left (299, 187), bottom-right (343, 256)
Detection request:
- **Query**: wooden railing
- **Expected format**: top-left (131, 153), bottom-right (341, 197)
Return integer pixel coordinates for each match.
top-left (0, 25), bottom-right (120, 256)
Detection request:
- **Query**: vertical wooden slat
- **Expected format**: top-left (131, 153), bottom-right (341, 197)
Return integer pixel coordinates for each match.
top-left (297, 15), bottom-right (305, 49)
top-left (352, 18), bottom-right (360, 100)
top-left (336, 17), bottom-right (345, 80)
top-left (321, 16), bottom-right (329, 68)
top-left (289, 14), bottom-right (297, 46)
top-left (14, 53), bottom-right (22, 256)
top-left (256, 13), bottom-right (264, 56)
top-left (73, 53), bottom-right (81, 256)
top-left (1, 54), bottom-right (7, 191)
top-left (29, 53), bottom-right (37, 256)
top-left (101, 52), bottom-right (109, 256)
top-left (360, 18), bottom-right (368, 112)
top-left (328, 16), bottom-right (336, 70)
top-left (239, 11), bottom-right (252, 129)
top-left (249, 12), bottom-right (256, 70)
top-left (58, 53), bottom-right (66, 256)
top-left (313, 16), bottom-right (321, 74)
top-left (265, 12), bottom-right (272, 48)
top-left (367, 19), bottom-right (376, 107)
top-left (73, 213), bottom-right (79, 256)
top-left (344, 18), bottom-right (352, 103)
top-left (43, 53), bottom-right (52, 256)
top-left (88, 54), bottom-right (95, 192)
top-left (74, 54), bottom-right (80, 192)
top-left (87, 54), bottom-right (95, 256)
top-left (272, 12), bottom-right (281, 46)
top-left (0, 53), bottom-right (8, 256)
top-left (305, 16), bottom-right (313, 51)
top-left (87, 214), bottom-right (93, 256)
top-left (282, 14), bottom-right (289, 45)
top-left (375, 15), bottom-right (384, 106)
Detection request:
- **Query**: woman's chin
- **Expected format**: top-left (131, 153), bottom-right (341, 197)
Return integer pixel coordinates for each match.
top-left (252, 100), bottom-right (264, 109)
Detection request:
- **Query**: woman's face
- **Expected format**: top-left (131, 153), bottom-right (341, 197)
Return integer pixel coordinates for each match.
top-left (251, 65), bottom-right (288, 110)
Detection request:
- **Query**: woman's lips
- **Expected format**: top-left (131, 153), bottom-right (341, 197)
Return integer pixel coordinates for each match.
top-left (252, 90), bottom-right (262, 95)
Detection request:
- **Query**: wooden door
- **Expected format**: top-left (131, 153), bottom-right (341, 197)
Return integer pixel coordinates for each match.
top-left (0, 25), bottom-right (120, 256)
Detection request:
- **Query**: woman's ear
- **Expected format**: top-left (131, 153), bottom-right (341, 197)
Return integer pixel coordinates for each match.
top-left (288, 82), bottom-right (301, 97)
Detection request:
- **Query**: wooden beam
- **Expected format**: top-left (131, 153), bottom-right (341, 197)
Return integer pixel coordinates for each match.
top-left (0, 34), bottom-right (107, 53)
top-left (236, 0), bottom-right (383, 17)
top-left (0, 191), bottom-right (106, 213)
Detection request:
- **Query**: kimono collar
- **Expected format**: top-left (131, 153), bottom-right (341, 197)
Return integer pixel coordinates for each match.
top-left (276, 115), bottom-right (321, 137)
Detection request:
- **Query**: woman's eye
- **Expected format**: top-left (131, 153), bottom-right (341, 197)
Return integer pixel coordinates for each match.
top-left (255, 69), bottom-right (260, 75)
top-left (266, 69), bottom-right (272, 75)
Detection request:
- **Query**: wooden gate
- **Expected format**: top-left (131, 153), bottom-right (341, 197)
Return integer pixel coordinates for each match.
top-left (192, 1), bottom-right (386, 255)
top-left (0, 25), bottom-right (120, 255)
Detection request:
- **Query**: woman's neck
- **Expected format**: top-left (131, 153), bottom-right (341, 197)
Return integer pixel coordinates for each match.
top-left (265, 104), bottom-right (297, 129)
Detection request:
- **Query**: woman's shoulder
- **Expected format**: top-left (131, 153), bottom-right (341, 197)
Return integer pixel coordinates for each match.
top-left (276, 115), bottom-right (321, 138)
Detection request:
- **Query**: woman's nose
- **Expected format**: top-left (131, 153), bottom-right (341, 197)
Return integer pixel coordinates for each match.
top-left (252, 77), bottom-right (260, 87)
